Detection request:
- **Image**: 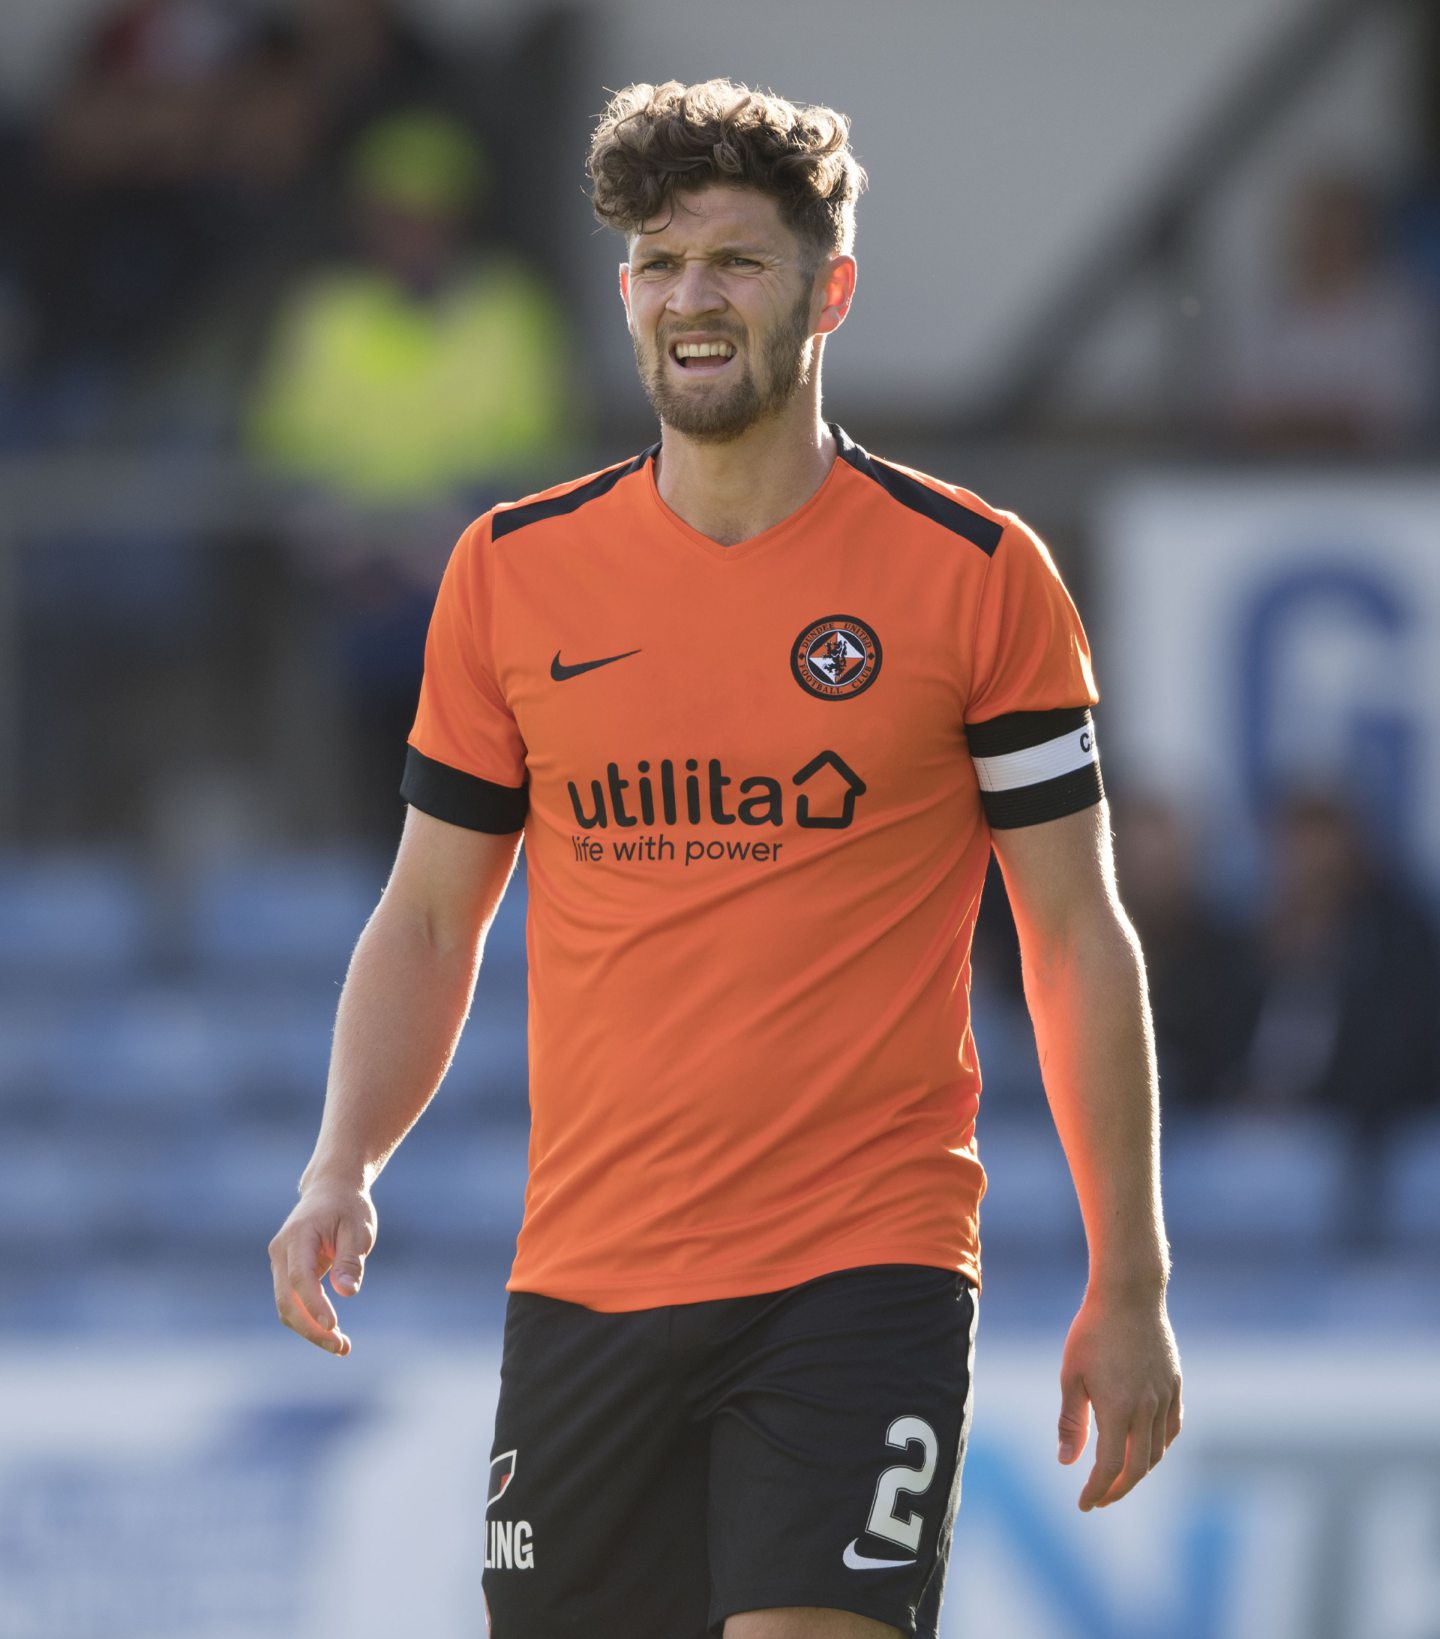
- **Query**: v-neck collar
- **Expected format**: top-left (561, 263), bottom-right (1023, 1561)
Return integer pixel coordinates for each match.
top-left (642, 424), bottom-right (854, 564)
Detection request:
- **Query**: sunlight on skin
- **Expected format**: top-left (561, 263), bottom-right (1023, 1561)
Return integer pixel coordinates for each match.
top-left (725, 1608), bottom-right (903, 1639)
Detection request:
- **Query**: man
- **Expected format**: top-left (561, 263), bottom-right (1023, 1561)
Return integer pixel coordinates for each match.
top-left (269, 79), bottom-right (1182, 1639)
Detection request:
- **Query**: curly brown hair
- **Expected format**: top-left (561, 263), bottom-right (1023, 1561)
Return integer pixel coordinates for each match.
top-left (588, 79), bottom-right (866, 260)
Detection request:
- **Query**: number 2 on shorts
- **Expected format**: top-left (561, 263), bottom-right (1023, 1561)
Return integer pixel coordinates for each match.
top-left (865, 1416), bottom-right (939, 1552)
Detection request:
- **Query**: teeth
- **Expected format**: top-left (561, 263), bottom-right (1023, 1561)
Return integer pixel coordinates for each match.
top-left (673, 342), bottom-right (736, 360)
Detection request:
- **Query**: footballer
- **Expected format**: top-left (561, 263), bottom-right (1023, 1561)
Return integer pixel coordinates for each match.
top-left (269, 78), bottom-right (1183, 1639)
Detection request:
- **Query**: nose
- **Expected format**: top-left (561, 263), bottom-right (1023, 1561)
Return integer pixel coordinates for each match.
top-left (666, 259), bottom-right (726, 319)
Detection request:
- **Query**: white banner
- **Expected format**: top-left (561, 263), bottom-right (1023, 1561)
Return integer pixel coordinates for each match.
top-left (1, 1337), bottom-right (1437, 1638)
top-left (1096, 475), bottom-right (1440, 888)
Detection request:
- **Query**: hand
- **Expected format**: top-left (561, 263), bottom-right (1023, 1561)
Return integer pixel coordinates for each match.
top-left (268, 1182), bottom-right (378, 1356)
top-left (1057, 1289), bottom-right (1183, 1511)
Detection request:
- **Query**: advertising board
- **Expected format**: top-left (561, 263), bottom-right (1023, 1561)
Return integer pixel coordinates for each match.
top-left (1, 1339), bottom-right (1435, 1638)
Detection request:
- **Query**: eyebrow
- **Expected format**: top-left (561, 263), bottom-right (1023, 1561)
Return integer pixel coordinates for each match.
top-left (631, 242), bottom-right (773, 261)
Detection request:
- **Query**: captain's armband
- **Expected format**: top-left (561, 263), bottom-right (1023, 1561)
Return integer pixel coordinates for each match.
top-left (966, 706), bottom-right (1102, 829)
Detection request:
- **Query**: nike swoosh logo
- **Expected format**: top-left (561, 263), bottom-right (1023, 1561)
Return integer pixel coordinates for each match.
top-left (843, 1539), bottom-right (917, 1571)
top-left (550, 648), bottom-right (641, 682)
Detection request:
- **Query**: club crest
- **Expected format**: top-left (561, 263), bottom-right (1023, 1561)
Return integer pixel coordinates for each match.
top-left (791, 615), bottom-right (883, 701)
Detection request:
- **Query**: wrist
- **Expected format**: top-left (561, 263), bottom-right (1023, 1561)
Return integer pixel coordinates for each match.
top-left (299, 1154), bottom-right (377, 1197)
top-left (1085, 1258), bottom-right (1170, 1306)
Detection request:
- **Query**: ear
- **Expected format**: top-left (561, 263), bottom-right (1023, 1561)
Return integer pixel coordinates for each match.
top-left (618, 262), bottom-right (634, 332)
top-left (813, 254), bottom-right (857, 338)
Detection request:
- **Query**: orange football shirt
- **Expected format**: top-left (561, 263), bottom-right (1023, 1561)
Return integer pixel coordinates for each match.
top-left (403, 425), bottom-right (1101, 1309)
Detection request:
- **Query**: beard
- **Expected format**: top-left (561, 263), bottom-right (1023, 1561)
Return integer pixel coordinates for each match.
top-left (635, 286), bottom-right (816, 443)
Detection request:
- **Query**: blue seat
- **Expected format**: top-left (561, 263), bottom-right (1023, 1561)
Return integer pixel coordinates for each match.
top-left (1383, 1115), bottom-right (1440, 1245)
top-left (479, 863), bottom-right (529, 983)
top-left (197, 1133), bottom-right (311, 1239)
top-left (1162, 1113), bottom-right (1347, 1251)
top-left (446, 1008), bottom-right (528, 1111)
top-left (378, 1124), bottom-right (530, 1253)
top-left (0, 1004), bottom-right (52, 1099)
top-left (204, 990), bottom-right (338, 1106)
top-left (975, 1121), bottom-right (1084, 1252)
top-left (0, 853), bottom-right (150, 973)
top-left (0, 1136), bottom-right (108, 1245)
top-left (191, 852), bottom-right (383, 973)
top-left (40, 989), bottom-right (221, 1117)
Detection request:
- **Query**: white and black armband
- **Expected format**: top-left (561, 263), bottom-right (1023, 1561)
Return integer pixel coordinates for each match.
top-left (966, 706), bottom-right (1103, 828)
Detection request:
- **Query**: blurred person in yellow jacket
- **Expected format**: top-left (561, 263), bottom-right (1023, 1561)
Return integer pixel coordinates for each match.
top-left (248, 109), bottom-right (574, 503)
top-left (247, 111), bottom-right (577, 838)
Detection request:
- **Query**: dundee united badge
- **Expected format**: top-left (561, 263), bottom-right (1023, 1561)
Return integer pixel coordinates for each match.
top-left (791, 614), bottom-right (883, 700)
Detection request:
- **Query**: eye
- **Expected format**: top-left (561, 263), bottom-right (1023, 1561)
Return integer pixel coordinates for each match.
top-left (729, 257), bottom-right (762, 269)
top-left (637, 257), bottom-right (672, 273)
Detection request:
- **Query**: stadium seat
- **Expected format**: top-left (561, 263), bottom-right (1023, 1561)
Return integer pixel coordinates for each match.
top-left (39, 988), bottom-right (222, 1121)
top-left (479, 862), bottom-right (529, 981)
top-left (190, 852), bottom-right (384, 973)
top-left (0, 1138), bottom-right (99, 1245)
top-left (200, 1131), bottom-right (313, 1241)
top-left (1161, 1113), bottom-right (1348, 1251)
top-left (974, 1121), bottom-right (1085, 1253)
top-left (1381, 1114), bottom-right (1440, 1246)
top-left (0, 1005), bottom-right (50, 1101)
top-left (377, 1123), bottom-right (530, 1257)
top-left (0, 852), bottom-right (150, 974)
top-left (202, 989), bottom-right (337, 1113)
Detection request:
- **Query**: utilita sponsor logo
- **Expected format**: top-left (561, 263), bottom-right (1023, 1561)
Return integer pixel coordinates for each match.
top-left (567, 750), bottom-right (866, 832)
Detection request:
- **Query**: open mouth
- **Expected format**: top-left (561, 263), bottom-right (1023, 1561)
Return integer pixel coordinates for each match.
top-left (669, 340), bottom-right (737, 373)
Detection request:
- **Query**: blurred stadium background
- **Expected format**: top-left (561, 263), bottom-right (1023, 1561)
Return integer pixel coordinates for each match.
top-left (1, 1), bottom-right (1438, 1635)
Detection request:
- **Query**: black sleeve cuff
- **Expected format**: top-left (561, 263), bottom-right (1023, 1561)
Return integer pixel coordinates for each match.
top-left (401, 746), bottom-right (528, 833)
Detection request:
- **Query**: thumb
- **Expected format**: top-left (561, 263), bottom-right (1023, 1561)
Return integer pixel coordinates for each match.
top-left (1057, 1372), bottom-right (1091, 1465)
top-left (330, 1228), bottom-right (369, 1297)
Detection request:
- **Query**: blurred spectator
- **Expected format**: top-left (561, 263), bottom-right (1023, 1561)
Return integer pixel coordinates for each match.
top-left (1110, 793), bottom-right (1260, 1110)
top-left (1239, 788), bottom-right (1440, 1125)
top-left (8, 0), bottom-right (458, 446)
top-left (246, 109), bottom-right (574, 502)
top-left (12, 0), bottom-right (326, 438)
top-left (1222, 171), bottom-right (1435, 456)
top-left (244, 109), bottom-right (575, 835)
top-left (293, 0), bottom-right (444, 147)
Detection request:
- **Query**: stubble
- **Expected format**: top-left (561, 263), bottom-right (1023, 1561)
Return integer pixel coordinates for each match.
top-left (636, 284), bottom-right (817, 443)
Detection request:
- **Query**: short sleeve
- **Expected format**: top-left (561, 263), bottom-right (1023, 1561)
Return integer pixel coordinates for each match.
top-left (401, 516), bottom-right (529, 833)
top-left (964, 517), bottom-right (1102, 829)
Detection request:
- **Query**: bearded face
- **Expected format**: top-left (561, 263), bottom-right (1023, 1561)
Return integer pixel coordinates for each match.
top-left (632, 292), bottom-right (818, 446)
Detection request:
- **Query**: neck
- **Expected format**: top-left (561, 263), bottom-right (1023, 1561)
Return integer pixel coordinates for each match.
top-left (653, 389), bottom-right (836, 546)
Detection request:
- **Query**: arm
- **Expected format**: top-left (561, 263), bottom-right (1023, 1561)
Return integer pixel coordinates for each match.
top-left (268, 805), bottom-right (522, 1355)
top-left (990, 800), bottom-right (1183, 1509)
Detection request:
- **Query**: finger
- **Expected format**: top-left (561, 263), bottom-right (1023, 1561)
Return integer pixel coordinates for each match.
top-left (1149, 1401), bottom-right (1169, 1472)
top-left (288, 1240), bottom-right (340, 1335)
top-left (1098, 1401), bottom-right (1160, 1508)
top-left (279, 1274), bottom-right (351, 1355)
top-left (1165, 1382), bottom-right (1183, 1448)
top-left (1077, 1407), bottom-right (1128, 1511)
top-left (287, 1292), bottom-right (351, 1354)
top-left (273, 1236), bottom-right (350, 1356)
top-left (1057, 1371), bottom-right (1091, 1465)
top-left (271, 1245), bottom-right (345, 1353)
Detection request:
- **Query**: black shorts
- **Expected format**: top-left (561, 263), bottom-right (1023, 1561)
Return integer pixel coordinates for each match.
top-left (482, 1263), bottom-right (978, 1638)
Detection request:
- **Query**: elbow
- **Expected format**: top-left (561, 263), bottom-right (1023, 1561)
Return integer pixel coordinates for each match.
top-left (368, 888), bottom-right (479, 967)
top-left (1019, 901), bottom-right (1145, 996)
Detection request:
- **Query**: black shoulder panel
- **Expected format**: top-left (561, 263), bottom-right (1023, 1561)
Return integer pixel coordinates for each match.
top-left (832, 424), bottom-right (1004, 556)
top-left (490, 447), bottom-right (659, 541)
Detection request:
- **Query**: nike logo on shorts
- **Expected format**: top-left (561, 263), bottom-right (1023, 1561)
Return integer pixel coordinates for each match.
top-left (843, 1539), bottom-right (916, 1570)
top-left (550, 648), bottom-right (641, 681)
